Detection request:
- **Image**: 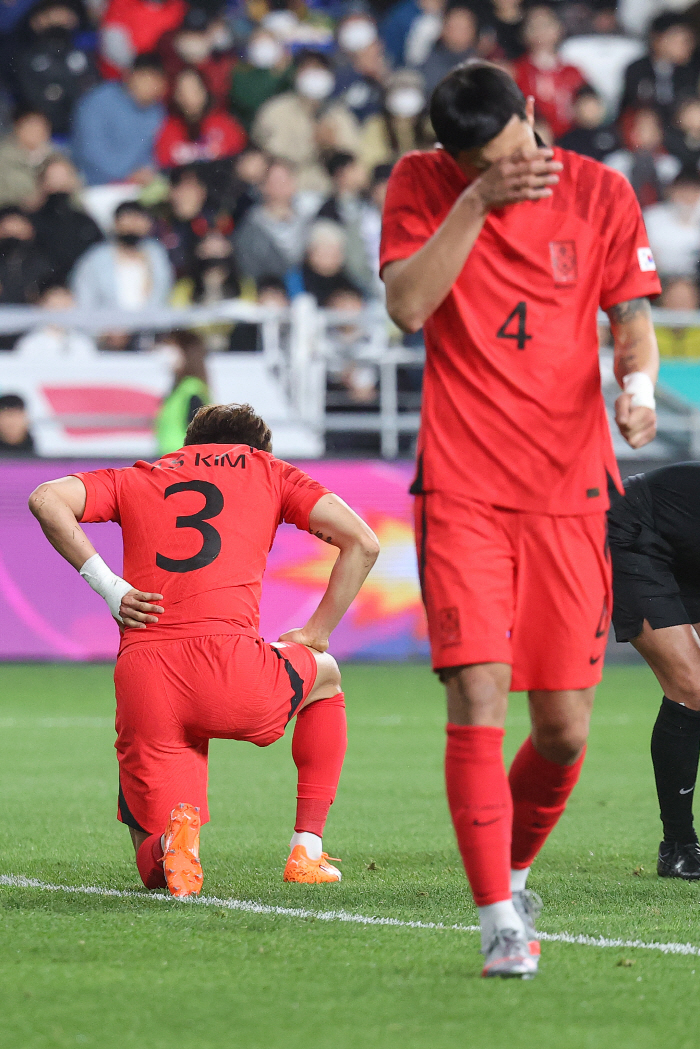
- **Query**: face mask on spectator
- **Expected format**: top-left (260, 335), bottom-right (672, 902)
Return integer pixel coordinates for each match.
top-left (296, 68), bottom-right (335, 101)
top-left (116, 232), bottom-right (142, 248)
top-left (386, 88), bottom-right (424, 118)
top-left (175, 35), bottom-right (211, 64)
top-left (338, 18), bottom-right (377, 52)
top-left (248, 36), bottom-right (283, 69)
top-left (0, 237), bottom-right (24, 252)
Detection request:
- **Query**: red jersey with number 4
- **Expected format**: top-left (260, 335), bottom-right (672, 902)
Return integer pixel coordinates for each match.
top-left (380, 147), bottom-right (662, 514)
top-left (74, 446), bottom-right (329, 651)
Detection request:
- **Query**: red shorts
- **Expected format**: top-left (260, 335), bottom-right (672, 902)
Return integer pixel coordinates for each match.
top-left (415, 492), bottom-right (611, 692)
top-left (113, 634), bottom-right (318, 835)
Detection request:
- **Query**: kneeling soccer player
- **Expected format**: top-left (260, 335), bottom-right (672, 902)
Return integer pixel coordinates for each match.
top-left (29, 403), bottom-right (379, 897)
top-left (608, 462), bottom-right (700, 880)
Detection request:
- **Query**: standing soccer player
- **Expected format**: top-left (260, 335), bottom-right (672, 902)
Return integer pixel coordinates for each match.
top-left (380, 62), bottom-right (661, 977)
top-left (29, 404), bottom-right (379, 897)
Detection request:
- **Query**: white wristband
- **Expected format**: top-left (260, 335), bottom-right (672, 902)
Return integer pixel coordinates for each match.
top-left (79, 553), bottom-right (132, 623)
top-left (622, 371), bottom-right (655, 410)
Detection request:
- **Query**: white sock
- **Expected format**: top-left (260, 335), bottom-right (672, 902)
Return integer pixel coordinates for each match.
top-left (477, 899), bottom-right (526, 952)
top-left (510, 867), bottom-right (530, 893)
top-left (290, 831), bottom-right (322, 860)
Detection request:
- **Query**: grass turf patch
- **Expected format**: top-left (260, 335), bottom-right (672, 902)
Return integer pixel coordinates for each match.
top-left (0, 662), bottom-right (699, 1049)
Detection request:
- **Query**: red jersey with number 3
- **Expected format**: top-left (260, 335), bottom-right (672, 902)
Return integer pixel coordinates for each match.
top-left (380, 147), bottom-right (662, 514)
top-left (74, 446), bottom-right (329, 651)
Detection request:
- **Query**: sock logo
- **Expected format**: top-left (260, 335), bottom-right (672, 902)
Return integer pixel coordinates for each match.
top-left (472, 817), bottom-right (501, 827)
top-left (680, 786), bottom-right (695, 795)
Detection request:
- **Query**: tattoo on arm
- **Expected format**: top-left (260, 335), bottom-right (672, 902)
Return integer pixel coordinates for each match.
top-left (313, 529), bottom-right (333, 544)
top-left (607, 297), bottom-right (651, 324)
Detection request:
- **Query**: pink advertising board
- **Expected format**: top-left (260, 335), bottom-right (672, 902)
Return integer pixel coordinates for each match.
top-left (0, 461), bottom-right (428, 662)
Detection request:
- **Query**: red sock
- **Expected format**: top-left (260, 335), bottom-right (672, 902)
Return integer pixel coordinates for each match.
top-left (445, 724), bottom-right (512, 907)
top-left (292, 692), bottom-right (347, 837)
top-left (509, 736), bottom-right (586, 869)
top-left (136, 832), bottom-right (166, 889)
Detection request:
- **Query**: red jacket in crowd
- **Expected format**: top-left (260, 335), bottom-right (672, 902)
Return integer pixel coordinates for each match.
top-left (513, 56), bottom-right (586, 139)
top-left (100, 0), bottom-right (186, 78)
top-left (155, 110), bottom-right (247, 168)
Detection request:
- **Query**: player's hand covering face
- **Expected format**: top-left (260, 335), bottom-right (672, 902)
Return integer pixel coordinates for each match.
top-left (469, 147), bottom-right (563, 209)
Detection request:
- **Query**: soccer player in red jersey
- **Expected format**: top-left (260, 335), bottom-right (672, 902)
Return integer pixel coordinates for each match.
top-left (29, 403), bottom-right (379, 897)
top-left (380, 62), bottom-right (661, 977)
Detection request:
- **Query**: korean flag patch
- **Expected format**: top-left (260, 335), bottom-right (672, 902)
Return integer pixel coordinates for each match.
top-left (637, 247), bottom-right (656, 272)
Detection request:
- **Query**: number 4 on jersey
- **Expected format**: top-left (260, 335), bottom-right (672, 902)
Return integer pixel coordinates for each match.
top-left (496, 302), bottom-right (532, 351)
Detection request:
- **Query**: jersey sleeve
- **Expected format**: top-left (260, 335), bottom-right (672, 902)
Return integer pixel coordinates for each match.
top-left (599, 174), bottom-right (662, 310)
top-left (380, 153), bottom-right (434, 274)
top-left (72, 469), bottom-right (121, 524)
top-left (277, 462), bottom-right (330, 531)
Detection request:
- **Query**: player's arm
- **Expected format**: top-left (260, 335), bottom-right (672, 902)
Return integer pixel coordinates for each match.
top-left (279, 494), bottom-right (380, 653)
top-left (383, 149), bottom-right (562, 333)
top-left (28, 476), bottom-right (163, 630)
top-left (607, 297), bottom-right (659, 450)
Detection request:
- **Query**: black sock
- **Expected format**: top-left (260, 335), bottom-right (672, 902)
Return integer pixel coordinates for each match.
top-left (651, 697), bottom-right (700, 846)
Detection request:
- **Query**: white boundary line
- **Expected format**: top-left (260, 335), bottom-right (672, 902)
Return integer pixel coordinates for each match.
top-left (1, 874), bottom-right (699, 957)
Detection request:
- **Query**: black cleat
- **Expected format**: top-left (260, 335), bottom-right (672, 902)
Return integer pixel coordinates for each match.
top-left (657, 841), bottom-right (700, 880)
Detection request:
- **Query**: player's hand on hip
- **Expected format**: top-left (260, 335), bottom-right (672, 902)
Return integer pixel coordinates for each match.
top-left (278, 628), bottom-right (329, 653)
top-left (118, 590), bottom-right (164, 630)
top-left (615, 392), bottom-right (657, 449)
top-left (469, 148), bottom-right (562, 210)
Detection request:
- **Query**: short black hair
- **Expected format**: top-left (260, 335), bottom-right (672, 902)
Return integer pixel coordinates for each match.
top-left (326, 151), bottom-right (356, 177)
top-left (430, 60), bottom-right (527, 156)
top-left (574, 84), bottom-right (600, 102)
top-left (650, 11), bottom-right (691, 36)
top-left (131, 52), bottom-right (165, 74)
top-left (184, 403), bottom-right (272, 450)
top-left (114, 200), bottom-right (150, 221)
top-left (257, 275), bottom-right (288, 296)
top-left (0, 204), bottom-right (30, 223)
top-left (295, 48), bottom-right (332, 70)
top-left (0, 394), bottom-right (26, 411)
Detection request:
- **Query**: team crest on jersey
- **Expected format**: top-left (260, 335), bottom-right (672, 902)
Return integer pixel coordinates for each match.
top-left (549, 240), bottom-right (578, 284)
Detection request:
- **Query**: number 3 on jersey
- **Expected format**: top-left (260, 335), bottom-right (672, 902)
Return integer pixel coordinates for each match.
top-left (156, 480), bottom-right (224, 573)
top-left (497, 301), bottom-right (532, 351)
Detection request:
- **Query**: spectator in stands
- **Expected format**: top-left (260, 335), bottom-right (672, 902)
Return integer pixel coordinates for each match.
top-left (0, 394), bottom-right (36, 456)
top-left (13, 283), bottom-right (98, 359)
top-left (302, 219), bottom-right (362, 305)
top-left (359, 69), bottom-right (433, 170)
top-left (665, 97), bottom-right (700, 175)
top-left (0, 108), bottom-right (52, 208)
top-left (380, 0), bottom-right (445, 68)
top-left (155, 67), bottom-right (246, 170)
top-left (155, 329), bottom-right (209, 454)
top-left (487, 0), bottom-right (525, 62)
top-left (71, 200), bottom-right (173, 309)
top-left (361, 162), bottom-right (392, 293)
top-left (654, 277), bottom-right (700, 357)
top-left (99, 0), bottom-right (186, 80)
top-left (229, 28), bottom-right (293, 133)
top-left (10, 0), bottom-right (97, 136)
top-left (214, 145), bottom-right (268, 222)
top-left (228, 275), bottom-right (290, 351)
top-left (420, 3), bottom-right (478, 97)
top-left (151, 164), bottom-right (209, 277)
top-left (606, 107), bottom-right (681, 207)
top-left (318, 151), bottom-right (374, 296)
top-left (0, 207), bottom-right (53, 307)
top-left (557, 86), bottom-right (619, 161)
top-left (71, 53), bottom-right (167, 187)
top-left (32, 155), bottom-right (102, 283)
top-left (252, 50), bottom-right (360, 193)
top-left (158, 7), bottom-right (235, 107)
top-left (619, 13), bottom-right (698, 123)
top-left (513, 5), bottom-right (586, 139)
top-left (643, 171), bottom-right (700, 279)
top-left (324, 285), bottom-right (377, 405)
top-left (233, 159), bottom-right (307, 283)
top-left (334, 14), bottom-right (387, 125)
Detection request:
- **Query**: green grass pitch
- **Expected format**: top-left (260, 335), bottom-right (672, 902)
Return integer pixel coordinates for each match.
top-left (1, 661), bottom-right (700, 1049)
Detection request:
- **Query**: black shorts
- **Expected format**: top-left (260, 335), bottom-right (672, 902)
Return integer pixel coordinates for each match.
top-left (608, 475), bottom-right (700, 642)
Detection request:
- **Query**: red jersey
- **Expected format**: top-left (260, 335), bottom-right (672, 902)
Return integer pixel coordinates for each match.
top-left (155, 111), bottom-right (247, 169)
top-left (380, 147), bottom-right (661, 515)
top-left (75, 445), bottom-right (328, 651)
top-left (513, 57), bottom-right (586, 138)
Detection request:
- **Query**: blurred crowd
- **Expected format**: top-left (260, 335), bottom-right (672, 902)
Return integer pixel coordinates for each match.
top-left (1, 0), bottom-right (700, 388)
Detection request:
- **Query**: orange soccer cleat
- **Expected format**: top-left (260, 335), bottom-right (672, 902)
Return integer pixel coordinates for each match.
top-left (162, 803), bottom-right (204, 898)
top-left (283, 845), bottom-right (342, 883)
